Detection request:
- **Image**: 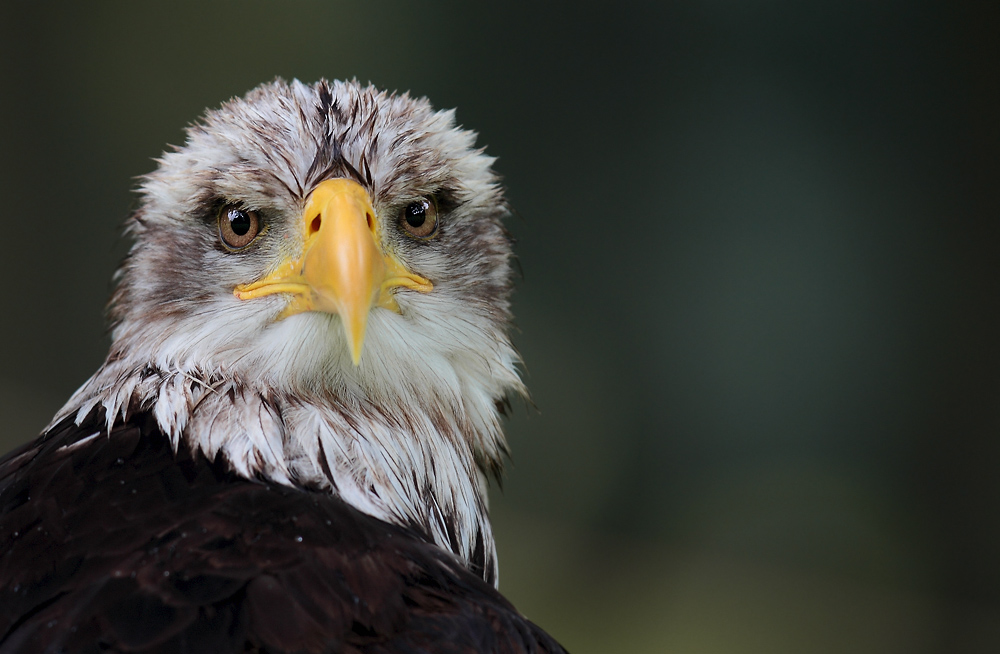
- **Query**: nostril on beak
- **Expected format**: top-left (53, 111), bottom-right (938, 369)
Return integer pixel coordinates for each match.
top-left (366, 212), bottom-right (375, 232)
top-left (309, 215), bottom-right (322, 236)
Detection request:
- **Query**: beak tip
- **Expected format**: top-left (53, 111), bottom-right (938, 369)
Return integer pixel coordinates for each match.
top-left (343, 314), bottom-right (368, 367)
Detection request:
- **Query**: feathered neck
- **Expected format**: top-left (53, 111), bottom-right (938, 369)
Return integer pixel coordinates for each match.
top-left (53, 354), bottom-right (502, 585)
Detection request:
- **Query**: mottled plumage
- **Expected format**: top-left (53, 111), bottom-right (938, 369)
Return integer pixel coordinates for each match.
top-left (0, 79), bottom-right (563, 653)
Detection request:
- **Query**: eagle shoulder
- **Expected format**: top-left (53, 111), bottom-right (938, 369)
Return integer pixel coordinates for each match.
top-left (0, 411), bottom-right (565, 654)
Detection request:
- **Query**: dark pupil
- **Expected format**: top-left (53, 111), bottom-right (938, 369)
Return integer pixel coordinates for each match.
top-left (228, 209), bottom-right (251, 235)
top-left (405, 203), bottom-right (426, 228)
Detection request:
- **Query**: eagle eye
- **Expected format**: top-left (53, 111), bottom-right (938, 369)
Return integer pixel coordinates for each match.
top-left (218, 205), bottom-right (261, 250)
top-left (399, 198), bottom-right (438, 239)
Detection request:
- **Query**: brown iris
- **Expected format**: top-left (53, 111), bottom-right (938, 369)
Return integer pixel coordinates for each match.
top-left (218, 205), bottom-right (261, 250)
top-left (399, 198), bottom-right (438, 239)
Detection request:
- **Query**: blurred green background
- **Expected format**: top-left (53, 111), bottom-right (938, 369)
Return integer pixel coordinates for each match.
top-left (3, 1), bottom-right (1000, 652)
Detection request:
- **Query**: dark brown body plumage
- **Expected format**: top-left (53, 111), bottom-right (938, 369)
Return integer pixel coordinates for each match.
top-left (0, 411), bottom-right (565, 654)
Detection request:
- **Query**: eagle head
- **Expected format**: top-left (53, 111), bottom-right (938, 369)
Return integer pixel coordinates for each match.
top-left (57, 79), bottom-right (525, 583)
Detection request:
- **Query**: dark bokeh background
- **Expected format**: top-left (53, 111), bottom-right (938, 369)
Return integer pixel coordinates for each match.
top-left (3, 1), bottom-right (1000, 651)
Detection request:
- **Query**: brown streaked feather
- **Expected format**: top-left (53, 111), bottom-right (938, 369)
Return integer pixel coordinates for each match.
top-left (0, 411), bottom-right (565, 654)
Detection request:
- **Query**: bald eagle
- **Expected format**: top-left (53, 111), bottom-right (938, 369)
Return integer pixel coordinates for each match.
top-left (0, 79), bottom-right (566, 654)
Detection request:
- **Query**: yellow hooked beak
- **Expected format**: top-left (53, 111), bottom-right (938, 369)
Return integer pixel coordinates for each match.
top-left (233, 179), bottom-right (433, 365)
